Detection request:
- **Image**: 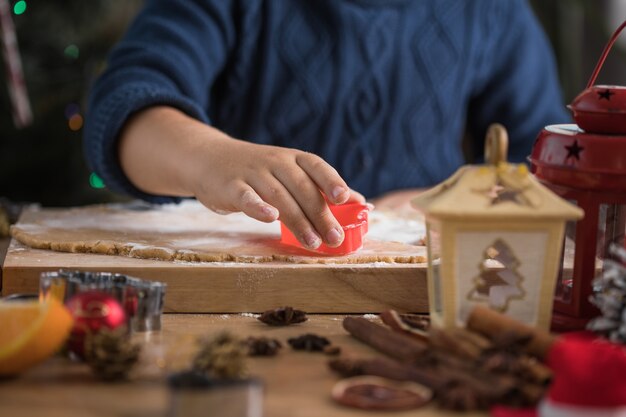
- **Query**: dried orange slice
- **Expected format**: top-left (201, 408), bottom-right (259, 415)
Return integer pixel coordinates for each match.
top-left (0, 297), bottom-right (73, 376)
top-left (332, 376), bottom-right (432, 410)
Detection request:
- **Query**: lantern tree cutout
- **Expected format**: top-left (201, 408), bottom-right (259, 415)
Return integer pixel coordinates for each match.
top-left (467, 239), bottom-right (525, 312)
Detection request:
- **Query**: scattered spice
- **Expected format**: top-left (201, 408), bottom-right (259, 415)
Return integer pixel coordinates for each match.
top-left (288, 333), bottom-right (330, 352)
top-left (257, 306), bottom-right (308, 326)
top-left (244, 336), bottom-right (282, 356)
top-left (84, 327), bottom-right (141, 382)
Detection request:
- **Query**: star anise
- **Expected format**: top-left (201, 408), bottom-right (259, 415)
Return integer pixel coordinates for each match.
top-left (257, 306), bottom-right (308, 326)
top-left (244, 336), bottom-right (282, 356)
top-left (288, 333), bottom-right (330, 352)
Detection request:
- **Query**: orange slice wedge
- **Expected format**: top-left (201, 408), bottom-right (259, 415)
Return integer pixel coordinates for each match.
top-left (0, 297), bottom-right (74, 376)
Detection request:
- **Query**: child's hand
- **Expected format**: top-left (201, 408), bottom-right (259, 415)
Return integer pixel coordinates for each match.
top-left (119, 106), bottom-right (364, 250)
top-left (191, 136), bottom-right (366, 249)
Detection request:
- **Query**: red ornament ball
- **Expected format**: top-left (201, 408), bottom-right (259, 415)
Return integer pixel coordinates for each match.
top-left (65, 291), bottom-right (127, 358)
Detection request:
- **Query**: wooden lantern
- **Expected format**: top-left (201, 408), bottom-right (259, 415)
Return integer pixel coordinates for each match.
top-left (412, 125), bottom-right (583, 330)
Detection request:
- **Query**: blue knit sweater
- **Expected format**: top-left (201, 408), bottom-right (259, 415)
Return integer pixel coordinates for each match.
top-left (84, 0), bottom-right (568, 203)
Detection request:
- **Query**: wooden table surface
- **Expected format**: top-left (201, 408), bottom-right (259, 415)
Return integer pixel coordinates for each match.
top-left (0, 206), bottom-right (483, 417)
top-left (0, 314), bottom-right (487, 417)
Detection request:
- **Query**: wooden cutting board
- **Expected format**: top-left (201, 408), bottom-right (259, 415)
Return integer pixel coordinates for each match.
top-left (2, 202), bottom-right (429, 313)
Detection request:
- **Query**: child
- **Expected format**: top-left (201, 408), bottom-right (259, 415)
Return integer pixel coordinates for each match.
top-left (84, 0), bottom-right (568, 251)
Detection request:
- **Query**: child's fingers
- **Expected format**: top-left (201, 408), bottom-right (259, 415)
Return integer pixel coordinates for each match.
top-left (230, 184), bottom-right (279, 223)
top-left (295, 152), bottom-right (350, 205)
top-left (250, 177), bottom-right (323, 250)
top-left (274, 168), bottom-right (345, 248)
top-left (346, 189), bottom-right (367, 204)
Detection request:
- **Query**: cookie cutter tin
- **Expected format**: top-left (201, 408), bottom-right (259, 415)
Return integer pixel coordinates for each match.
top-left (39, 270), bottom-right (166, 332)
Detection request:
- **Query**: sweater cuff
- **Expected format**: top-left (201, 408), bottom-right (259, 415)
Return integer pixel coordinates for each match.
top-left (85, 83), bottom-right (210, 204)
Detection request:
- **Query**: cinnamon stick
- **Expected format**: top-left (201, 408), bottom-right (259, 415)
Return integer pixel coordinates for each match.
top-left (446, 327), bottom-right (492, 351)
top-left (379, 310), bottom-right (429, 342)
top-left (342, 317), bottom-right (428, 362)
top-left (467, 305), bottom-right (557, 359)
top-left (428, 327), bottom-right (483, 360)
top-left (517, 356), bottom-right (553, 386)
top-left (327, 357), bottom-right (536, 410)
top-left (328, 357), bottom-right (447, 390)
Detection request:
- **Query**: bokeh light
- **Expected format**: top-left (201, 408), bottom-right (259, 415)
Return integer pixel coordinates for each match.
top-left (64, 44), bottom-right (79, 59)
top-left (64, 103), bottom-right (80, 120)
top-left (89, 173), bottom-right (105, 189)
top-left (13, 1), bottom-right (26, 15)
top-left (68, 114), bottom-right (83, 131)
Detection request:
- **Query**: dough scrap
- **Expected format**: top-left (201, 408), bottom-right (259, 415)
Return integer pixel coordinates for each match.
top-left (11, 201), bottom-right (427, 264)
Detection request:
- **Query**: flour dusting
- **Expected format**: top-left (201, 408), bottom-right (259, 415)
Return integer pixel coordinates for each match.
top-left (11, 200), bottom-right (427, 264)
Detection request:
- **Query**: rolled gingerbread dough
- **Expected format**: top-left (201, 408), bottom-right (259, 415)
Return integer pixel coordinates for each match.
top-left (10, 201), bottom-right (427, 264)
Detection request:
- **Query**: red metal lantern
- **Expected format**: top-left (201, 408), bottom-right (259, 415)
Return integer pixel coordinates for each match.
top-left (530, 20), bottom-right (626, 331)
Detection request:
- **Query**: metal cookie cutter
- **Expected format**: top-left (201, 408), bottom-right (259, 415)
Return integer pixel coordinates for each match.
top-left (168, 372), bottom-right (263, 417)
top-left (280, 202), bottom-right (370, 255)
top-left (39, 270), bottom-right (166, 332)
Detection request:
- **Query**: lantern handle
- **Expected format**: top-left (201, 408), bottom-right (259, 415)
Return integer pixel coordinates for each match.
top-left (484, 123), bottom-right (508, 166)
top-left (586, 19), bottom-right (626, 88)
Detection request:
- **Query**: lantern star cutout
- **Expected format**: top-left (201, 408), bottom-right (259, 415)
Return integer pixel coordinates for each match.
top-left (597, 89), bottom-right (615, 100)
top-left (476, 180), bottom-right (531, 206)
top-left (565, 139), bottom-right (584, 161)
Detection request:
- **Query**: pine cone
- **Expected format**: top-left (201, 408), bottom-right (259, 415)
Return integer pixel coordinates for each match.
top-left (84, 327), bottom-right (141, 382)
top-left (288, 333), bottom-right (330, 352)
top-left (244, 336), bottom-right (282, 356)
top-left (192, 331), bottom-right (247, 379)
top-left (258, 306), bottom-right (307, 326)
top-left (588, 247), bottom-right (626, 343)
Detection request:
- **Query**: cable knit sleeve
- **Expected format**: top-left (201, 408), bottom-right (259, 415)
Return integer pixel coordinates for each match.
top-left (467, 0), bottom-right (570, 163)
top-left (83, 0), bottom-right (236, 203)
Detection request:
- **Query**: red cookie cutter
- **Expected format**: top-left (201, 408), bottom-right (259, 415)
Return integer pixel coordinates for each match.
top-left (280, 202), bottom-right (370, 255)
